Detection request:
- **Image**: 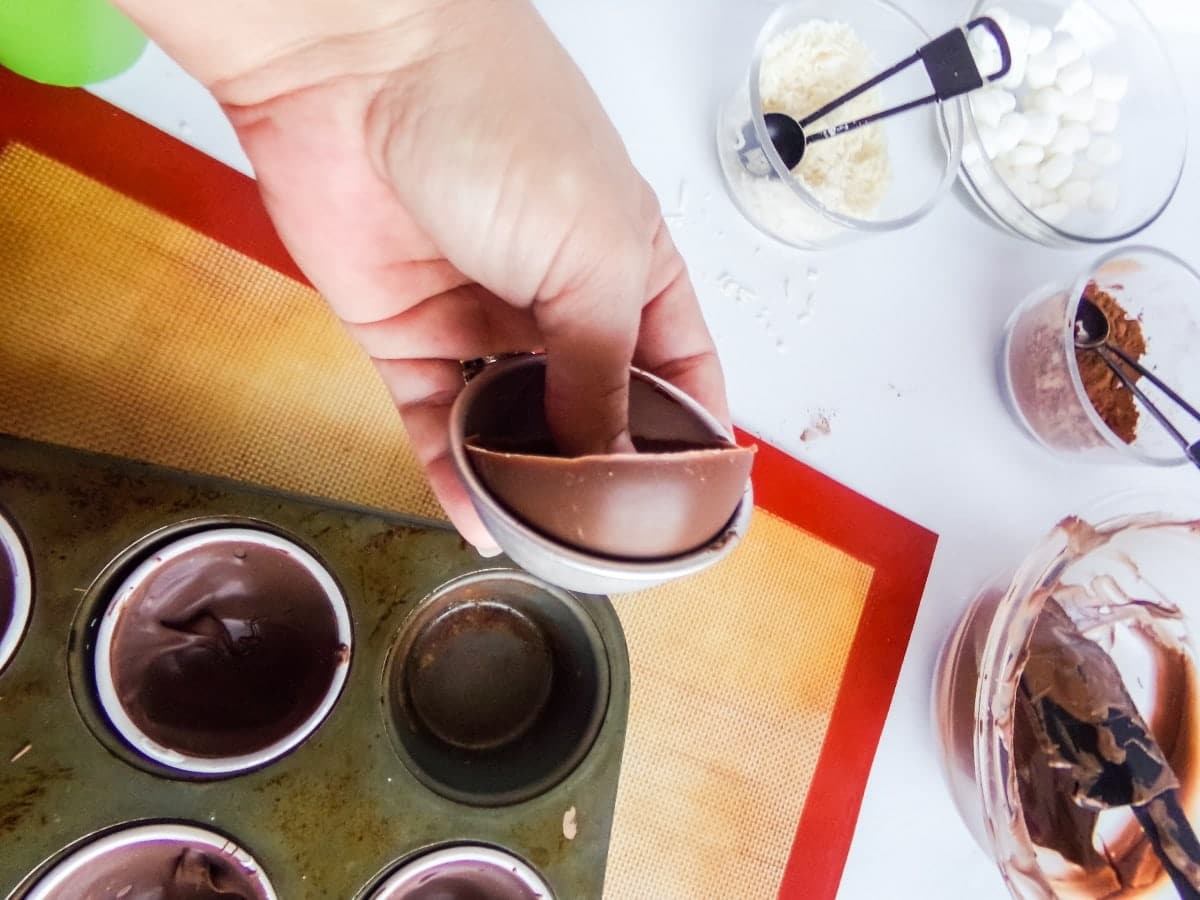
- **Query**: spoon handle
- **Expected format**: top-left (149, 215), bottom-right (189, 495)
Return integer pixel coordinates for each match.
top-left (1134, 794), bottom-right (1200, 899)
top-left (1104, 344), bottom-right (1200, 426)
top-left (802, 18), bottom-right (1011, 137)
top-left (1098, 347), bottom-right (1198, 465)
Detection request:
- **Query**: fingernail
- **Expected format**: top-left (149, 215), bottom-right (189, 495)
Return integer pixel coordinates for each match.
top-left (476, 544), bottom-right (504, 559)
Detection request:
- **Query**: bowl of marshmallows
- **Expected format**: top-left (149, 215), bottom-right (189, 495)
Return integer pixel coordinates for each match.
top-left (954, 0), bottom-right (1185, 246)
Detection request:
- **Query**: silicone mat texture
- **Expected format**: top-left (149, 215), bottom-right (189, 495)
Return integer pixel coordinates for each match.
top-left (0, 69), bottom-right (937, 900)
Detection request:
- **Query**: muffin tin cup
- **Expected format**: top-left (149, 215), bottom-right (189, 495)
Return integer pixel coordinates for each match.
top-left (93, 527), bottom-right (354, 776)
top-left (0, 434), bottom-right (629, 899)
top-left (0, 507), bottom-right (32, 674)
top-left (367, 844), bottom-right (554, 899)
top-left (386, 571), bottom-right (610, 807)
top-left (22, 822), bottom-right (278, 900)
top-left (91, 528), bottom-right (352, 777)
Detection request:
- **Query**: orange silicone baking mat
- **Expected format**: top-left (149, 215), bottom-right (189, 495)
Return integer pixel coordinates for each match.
top-left (0, 68), bottom-right (936, 899)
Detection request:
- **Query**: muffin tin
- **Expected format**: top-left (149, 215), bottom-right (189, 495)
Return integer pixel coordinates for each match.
top-left (0, 434), bottom-right (629, 899)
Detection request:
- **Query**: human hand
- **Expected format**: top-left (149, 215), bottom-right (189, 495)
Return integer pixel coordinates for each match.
top-left (115, 0), bottom-right (730, 553)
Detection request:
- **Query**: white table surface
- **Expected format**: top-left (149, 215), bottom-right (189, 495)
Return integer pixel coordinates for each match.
top-left (87, 1), bottom-right (1200, 897)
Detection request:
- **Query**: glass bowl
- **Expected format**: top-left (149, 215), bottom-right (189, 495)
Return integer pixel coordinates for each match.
top-left (954, 0), bottom-right (1186, 246)
top-left (934, 495), bottom-right (1200, 898)
top-left (1002, 245), bottom-right (1200, 465)
top-left (716, 0), bottom-right (965, 248)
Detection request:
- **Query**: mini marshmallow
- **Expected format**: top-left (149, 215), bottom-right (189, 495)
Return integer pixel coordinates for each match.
top-left (1089, 180), bottom-right (1120, 212)
top-left (1036, 201), bottom-right (1071, 224)
top-left (995, 14), bottom-right (1033, 91)
top-left (1022, 111), bottom-right (1060, 146)
top-left (969, 96), bottom-right (1001, 130)
top-left (1048, 123), bottom-right (1090, 156)
top-left (978, 124), bottom-right (1003, 159)
top-left (1091, 101), bottom-right (1120, 134)
top-left (1049, 33), bottom-right (1083, 68)
top-left (1024, 51), bottom-right (1059, 91)
top-left (997, 53), bottom-right (1028, 91)
top-left (1028, 184), bottom-right (1052, 208)
top-left (1008, 144), bottom-right (1046, 166)
top-left (962, 141), bottom-right (984, 166)
top-left (1073, 159), bottom-right (1102, 181)
top-left (1057, 58), bottom-right (1094, 95)
top-left (997, 111), bottom-right (1029, 145)
top-left (1001, 15), bottom-right (1032, 60)
top-left (1038, 153), bottom-right (1074, 190)
top-left (1030, 86), bottom-right (1068, 116)
top-left (1086, 136), bottom-right (1122, 167)
top-left (1028, 26), bottom-right (1053, 56)
top-left (1012, 180), bottom-right (1043, 209)
top-left (1092, 72), bottom-right (1130, 103)
top-left (1061, 88), bottom-right (1098, 124)
top-left (1058, 179), bottom-right (1091, 207)
top-left (1013, 164), bottom-right (1041, 185)
top-left (970, 88), bottom-right (1016, 128)
top-left (968, 32), bottom-right (1003, 78)
top-left (982, 7), bottom-right (1012, 29)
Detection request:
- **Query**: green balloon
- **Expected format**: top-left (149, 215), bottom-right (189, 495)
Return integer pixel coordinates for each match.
top-left (0, 0), bottom-right (147, 87)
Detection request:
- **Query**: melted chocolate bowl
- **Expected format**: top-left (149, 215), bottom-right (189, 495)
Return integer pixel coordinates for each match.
top-left (936, 515), bottom-right (1200, 899)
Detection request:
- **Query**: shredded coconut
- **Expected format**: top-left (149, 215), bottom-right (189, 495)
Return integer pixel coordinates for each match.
top-left (721, 20), bottom-right (892, 245)
top-left (760, 20), bottom-right (890, 216)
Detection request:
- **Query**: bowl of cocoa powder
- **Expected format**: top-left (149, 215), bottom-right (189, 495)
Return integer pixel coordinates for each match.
top-left (1002, 245), bottom-right (1200, 464)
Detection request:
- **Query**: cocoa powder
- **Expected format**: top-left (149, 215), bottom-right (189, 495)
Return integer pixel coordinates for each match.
top-left (1075, 283), bottom-right (1147, 445)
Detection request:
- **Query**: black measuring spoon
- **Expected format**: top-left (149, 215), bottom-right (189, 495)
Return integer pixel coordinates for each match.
top-left (739, 17), bottom-right (1011, 175)
top-left (1074, 295), bottom-right (1200, 468)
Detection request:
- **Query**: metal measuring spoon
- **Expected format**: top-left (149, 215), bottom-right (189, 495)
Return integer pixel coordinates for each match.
top-left (740, 17), bottom-right (1011, 175)
top-left (1074, 296), bottom-right (1200, 468)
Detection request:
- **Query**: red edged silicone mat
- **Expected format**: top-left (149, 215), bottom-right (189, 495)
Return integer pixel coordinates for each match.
top-left (0, 66), bottom-right (936, 899)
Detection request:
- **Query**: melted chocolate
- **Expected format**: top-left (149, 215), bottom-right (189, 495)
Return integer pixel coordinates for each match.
top-left (1014, 593), bottom-right (1199, 894)
top-left (42, 841), bottom-right (269, 900)
top-left (0, 539), bottom-right (13, 647)
top-left (378, 859), bottom-right (543, 900)
top-left (109, 540), bottom-right (343, 758)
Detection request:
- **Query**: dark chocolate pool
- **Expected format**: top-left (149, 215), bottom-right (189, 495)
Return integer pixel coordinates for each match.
top-left (0, 536), bottom-right (14, 649)
top-left (27, 827), bottom-right (274, 900)
top-left (100, 531), bottom-right (348, 764)
top-left (0, 511), bottom-right (30, 673)
top-left (371, 846), bottom-right (551, 900)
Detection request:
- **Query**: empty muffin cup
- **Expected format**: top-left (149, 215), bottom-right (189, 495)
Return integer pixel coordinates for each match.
top-left (21, 822), bottom-right (277, 900)
top-left (386, 571), bottom-right (609, 806)
top-left (94, 527), bottom-right (352, 775)
top-left (367, 844), bottom-right (553, 900)
top-left (0, 507), bottom-right (32, 675)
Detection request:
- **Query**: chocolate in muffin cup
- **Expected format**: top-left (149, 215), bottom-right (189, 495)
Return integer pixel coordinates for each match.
top-left (22, 822), bottom-right (277, 900)
top-left (0, 508), bottom-right (32, 674)
top-left (94, 527), bottom-right (352, 775)
top-left (368, 845), bottom-right (553, 900)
